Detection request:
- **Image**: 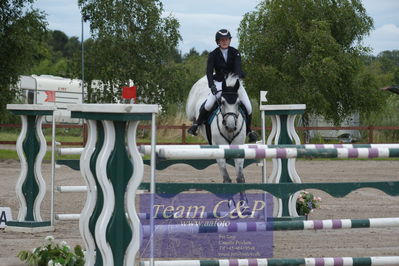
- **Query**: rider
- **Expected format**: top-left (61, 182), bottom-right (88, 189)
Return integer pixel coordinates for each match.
top-left (187, 29), bottom-right (258, 142)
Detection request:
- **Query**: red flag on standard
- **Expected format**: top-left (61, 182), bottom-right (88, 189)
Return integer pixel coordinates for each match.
top-left (122, 86), bottom-right (137, 100)
top-left (45, 91), bottom-right (56, 102)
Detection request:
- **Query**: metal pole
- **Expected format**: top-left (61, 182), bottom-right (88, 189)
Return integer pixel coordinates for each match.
top-left (81, 16), bottom-right (85, 103)
top-left (50, 110), bottom-right (56, 226)
top-left (261, 109), bottom-right (268, 223)
top-left (150, 113), bottom-right (157, 266)
top-left (261, 110), bottom-right (267, 183)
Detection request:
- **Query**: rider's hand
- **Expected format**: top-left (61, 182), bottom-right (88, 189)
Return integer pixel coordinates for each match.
top-left (210, 84), bottom-right (217, 95)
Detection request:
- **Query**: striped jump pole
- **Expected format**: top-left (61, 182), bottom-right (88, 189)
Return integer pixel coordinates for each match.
top-left (56, 186), bottom-right (88, 193)
top-left (155, 145), bottom-right (399, 218)
top-left (157, 147), bottom-right (399, 160)
top-left (141, 217), bottom-right (399, 236)
top-left (57, 147), bottom-right (84, 156)
top-left (55, 214), bottom-right (80, 221)
top-left (138, 211), bottom-right (262, 220)
top-left (56, 211), bottom-right (262, 221)
top-left (139, 143), bottom-right (399, 155)
top-left (140, 256), bottom-right (399, 266)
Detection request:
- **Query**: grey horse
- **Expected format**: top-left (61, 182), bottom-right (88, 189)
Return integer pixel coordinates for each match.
top-left (186, 74), bottom-right (248, 207)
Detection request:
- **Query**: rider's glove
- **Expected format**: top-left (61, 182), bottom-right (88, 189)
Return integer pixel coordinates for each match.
top-left (210, 84), bottom-right (217, 95)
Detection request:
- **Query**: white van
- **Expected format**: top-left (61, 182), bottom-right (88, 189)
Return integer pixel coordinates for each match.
top-left (17, 75), bottom-right (84, 123)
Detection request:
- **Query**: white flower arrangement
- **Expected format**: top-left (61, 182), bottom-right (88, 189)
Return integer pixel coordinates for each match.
top-left (18, 236), bottom-right (84, 265)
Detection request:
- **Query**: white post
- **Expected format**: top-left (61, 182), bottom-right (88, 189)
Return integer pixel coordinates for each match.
top-left (260, 91), bottom-right (268, 183)
top-left (150, 112), bottom-right (157, 266)
top-left (260, 91), bottom-right (268, 222)
top-left (50, 110), bottom-right (56, 226)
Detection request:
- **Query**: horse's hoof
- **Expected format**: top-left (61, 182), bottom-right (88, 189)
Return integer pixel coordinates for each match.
top-left (187, 125), bottom-right (199, 136)
top-left (247, 131), bottom-right (258, 143)
top-left (223, 178), bottom-right (232, 183)
top-left (236, 177), bottom-right (245, 183)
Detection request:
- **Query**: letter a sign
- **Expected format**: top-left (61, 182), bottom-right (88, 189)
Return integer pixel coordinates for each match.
top-left (0, 207), bottom-right (12, 228)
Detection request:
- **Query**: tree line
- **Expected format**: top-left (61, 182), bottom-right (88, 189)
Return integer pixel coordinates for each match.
top-left (1, 0), bottom-right (398, 125)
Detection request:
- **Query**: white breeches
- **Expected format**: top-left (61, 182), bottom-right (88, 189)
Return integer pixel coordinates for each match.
top-left (204, 81), bottom-right (252, 114)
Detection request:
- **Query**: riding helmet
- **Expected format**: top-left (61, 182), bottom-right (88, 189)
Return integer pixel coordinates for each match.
top-left (215, 29), bottom-right (232, 43)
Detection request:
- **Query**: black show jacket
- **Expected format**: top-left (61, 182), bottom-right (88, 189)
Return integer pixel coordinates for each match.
top-left (206, 46), bottom-right (245, 88)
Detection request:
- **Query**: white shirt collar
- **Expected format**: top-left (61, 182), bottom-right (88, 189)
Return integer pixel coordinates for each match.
top-left (220, 48), bottom-right (228, 62)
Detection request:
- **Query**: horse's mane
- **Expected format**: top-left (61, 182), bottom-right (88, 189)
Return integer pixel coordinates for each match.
top-left (225, 73), bottom-right (243, 88)
top-left (222, 74), bottom-right (243, 104)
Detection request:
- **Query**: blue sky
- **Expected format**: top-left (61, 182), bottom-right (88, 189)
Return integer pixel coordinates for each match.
top-left (33, 0), bottom-right (399, 56)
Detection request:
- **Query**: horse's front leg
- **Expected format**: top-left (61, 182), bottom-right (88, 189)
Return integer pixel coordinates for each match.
top-left (217, 158), bottom-right (236, 211)
top-left (216, 158), bottom-right (231, 183)
top-left (234, 158), bottom-right (245, 183)
top-left (235, 158), bottom-right (248, 204)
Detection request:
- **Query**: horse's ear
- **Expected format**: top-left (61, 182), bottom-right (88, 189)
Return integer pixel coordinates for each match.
top-left (234, 79), bottom-right (240, 91)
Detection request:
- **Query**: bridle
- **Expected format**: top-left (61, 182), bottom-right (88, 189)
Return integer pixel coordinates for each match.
top-left (221, 104), bottom-right (239, 130)
top-left (216, 92), bottom-right (244, 144)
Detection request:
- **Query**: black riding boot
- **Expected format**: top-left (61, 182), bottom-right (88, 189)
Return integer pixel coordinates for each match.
top-left (246, 114), bottom-right (258, 143)
top-left (188, 106), bottom-right (210, 136)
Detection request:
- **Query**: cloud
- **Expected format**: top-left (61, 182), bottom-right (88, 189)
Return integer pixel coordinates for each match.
top-left (162, 0), bottom-right (260, 16)
top-left (34, 0), bottom-right (89, 38)
top-left (362, 0), bottom-right (399, 28)
top-left (33, 0), bottom-right (398, 55)
top-left (375, 24), bottom-right (399, 37)
top-left (162, 0), bottom-right (259, 53)
top-left (168, 12), bottom-right (243, 53)
top-left (363, 24), bottom-right (399, 55)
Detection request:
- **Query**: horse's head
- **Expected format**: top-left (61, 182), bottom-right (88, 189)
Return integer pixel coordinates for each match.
top-left (220, 75), bottom-right (241, 133)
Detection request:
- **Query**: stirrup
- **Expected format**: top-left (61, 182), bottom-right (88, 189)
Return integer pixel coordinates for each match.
top-left (187, 124), bottom-right (199, 136)
top-left (247, 131), bottom-right (258, 143)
